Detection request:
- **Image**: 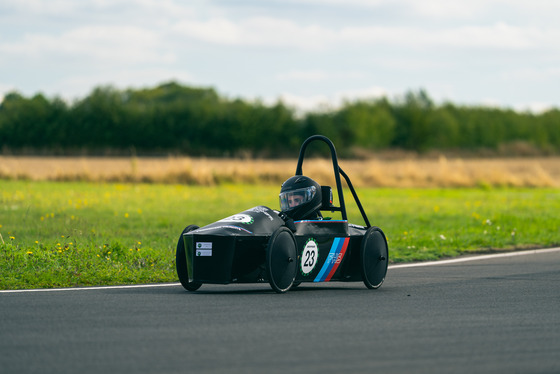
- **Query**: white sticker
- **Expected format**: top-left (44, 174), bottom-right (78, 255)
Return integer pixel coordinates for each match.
top-left (196, 242), bottom-right (212, 249)
top-left (218, 214), bottom-right (254, 225)
top-left (301, 239), bottom-right (319, 275)
top-left (196, 249), bottom-right (212, 257)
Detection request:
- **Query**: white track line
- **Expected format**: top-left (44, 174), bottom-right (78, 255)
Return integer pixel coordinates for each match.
top-left (2, 247), bottom-right (560, 294)
top-left (388, 247), bottom-right (560, 269)
top-left (0, 282), bottom-right (181, 294)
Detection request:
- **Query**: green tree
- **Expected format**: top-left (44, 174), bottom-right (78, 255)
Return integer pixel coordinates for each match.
top-left (391, 90), bottom-right (433, 151)
top-left (0, 92), bottom-right (67, 150)
top-left (337, 99), bottom-right (396, 150)
top-left (424, 104), bottom-right (461, 149)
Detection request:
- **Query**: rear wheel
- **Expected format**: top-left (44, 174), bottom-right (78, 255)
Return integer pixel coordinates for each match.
top-left (360, 226), bottom-right (388, 289)
top-left (176, 225), bottom-right (202, 292)
top-left (266, 227), bottom-right (297, 293)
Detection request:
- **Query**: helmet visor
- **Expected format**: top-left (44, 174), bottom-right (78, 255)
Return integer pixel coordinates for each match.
top-left (279, 186), bottom-right (317, 212)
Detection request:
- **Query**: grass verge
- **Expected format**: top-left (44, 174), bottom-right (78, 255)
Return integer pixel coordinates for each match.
top-left (1, 180), bottom-right (558, 289)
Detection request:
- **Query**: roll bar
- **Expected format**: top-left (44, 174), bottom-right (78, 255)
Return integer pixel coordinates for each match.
top-left (295, 135), bottom-right (371, 228)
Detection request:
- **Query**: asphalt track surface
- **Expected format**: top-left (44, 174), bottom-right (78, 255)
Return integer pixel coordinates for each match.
top-left (2, 248), bottom-right (560, 374)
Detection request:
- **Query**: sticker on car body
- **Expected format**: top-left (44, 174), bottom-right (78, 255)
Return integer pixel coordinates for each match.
top-left (301, 238), bottom-right (319, 275)
top-left (314, 237), bottom-right (350, 282)
top-left (218, 214), bottom-right (255, 225)
top-left (196, 242), bottom-right (212, 256)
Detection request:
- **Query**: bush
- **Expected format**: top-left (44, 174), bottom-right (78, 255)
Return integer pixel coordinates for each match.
top-left (1, 83), bottom-right (559, 156)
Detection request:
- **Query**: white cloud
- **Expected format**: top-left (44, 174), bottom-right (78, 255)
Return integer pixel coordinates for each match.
top-left (1, 0), bottom-right (83, 16)
top-left (0, 83), bottom-right (17, 102)
top-left (408, 0), bottom-right (484, 19)
top-left (274, 85), bottom-right (388, 113)
top-left (172, 18), bottom-right (243, 45)
top-left (297, 0), bottom-right (560, 22)
top-left (0, 0), bottom-right (196, 19)
top-left (336, 86), bottom-right (389, 101)
top-left (275, 70), bottom-right (367, 82)
top-left (173, 17), bottom-right (333, 50)
top-left (1, 0), bottom-right (559, 110)
top-left (499, 67), bottom-right (560, 82)
top-left (338, 22), bottom-right (558, 50)
top-left (171, 16), bottom-right (558, 52)
top-left (276, 70), bottom-right (330, 82)
top-left (52, 67), bottom-right (194, 100)
top-left (0, 25), bottom-right (174, 69)
top-left (275, 93), bottom-right (334, 113)
top-left (512, 102), bottom-right (555, 113)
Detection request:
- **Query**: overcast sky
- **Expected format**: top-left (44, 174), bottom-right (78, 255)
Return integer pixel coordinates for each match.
top-left (1, 0), bottom-right (559, 112)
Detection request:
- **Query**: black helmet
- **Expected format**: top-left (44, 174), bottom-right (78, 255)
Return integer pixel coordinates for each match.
top-left (279, 175), bottom-right (322, 220)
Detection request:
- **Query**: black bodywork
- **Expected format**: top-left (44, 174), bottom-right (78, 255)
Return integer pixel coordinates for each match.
top-left (176, 135), bottom-right (388, 293)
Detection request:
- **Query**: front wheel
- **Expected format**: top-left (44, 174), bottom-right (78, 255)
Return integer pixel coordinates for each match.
top-left (266, 227), bottom-right (297, 293)
top-left (360, 226), bottom-right (389, 289)
top-left (176, 225), bottom-right (202, 292)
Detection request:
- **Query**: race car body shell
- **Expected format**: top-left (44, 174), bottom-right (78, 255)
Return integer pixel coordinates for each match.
top-left (182, 206), bottom-right (366, 285)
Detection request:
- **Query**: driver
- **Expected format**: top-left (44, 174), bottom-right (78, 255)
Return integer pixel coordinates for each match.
top-left (279, 175), bottom-right (322, 220)
top-left (286, 193), bottom-right (305, 208)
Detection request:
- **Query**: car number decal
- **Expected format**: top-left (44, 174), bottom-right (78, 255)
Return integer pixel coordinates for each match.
top-left (314, 237), bottom-right (350, 282)
top-left (301, 238), bottom-right (319, 275)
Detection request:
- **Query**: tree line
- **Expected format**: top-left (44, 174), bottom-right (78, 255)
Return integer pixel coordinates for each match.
top-left (1, 81), bottom-right (559, 157)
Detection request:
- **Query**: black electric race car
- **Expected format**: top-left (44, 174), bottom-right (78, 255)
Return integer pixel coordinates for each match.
top-left (176, 135), bottom-right (388, 293)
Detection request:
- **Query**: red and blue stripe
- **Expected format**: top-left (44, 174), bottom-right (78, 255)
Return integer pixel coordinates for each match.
top-left (314, 237), bottom-right (350, 282)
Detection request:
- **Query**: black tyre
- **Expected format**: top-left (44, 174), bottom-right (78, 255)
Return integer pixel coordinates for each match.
top-left (360, 226), bottom-right (389, 289)
top-left (266, 227), bottom-right (297, 293)
top-left (176, 225), bottom-right (202, 292)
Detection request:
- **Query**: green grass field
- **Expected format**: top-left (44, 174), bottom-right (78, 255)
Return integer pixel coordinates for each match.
top-left (1, 180), bottom-right (559, 289)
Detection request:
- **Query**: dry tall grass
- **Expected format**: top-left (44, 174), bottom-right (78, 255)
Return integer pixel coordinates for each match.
top-left (1, 156), bottom-right (559, 188)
